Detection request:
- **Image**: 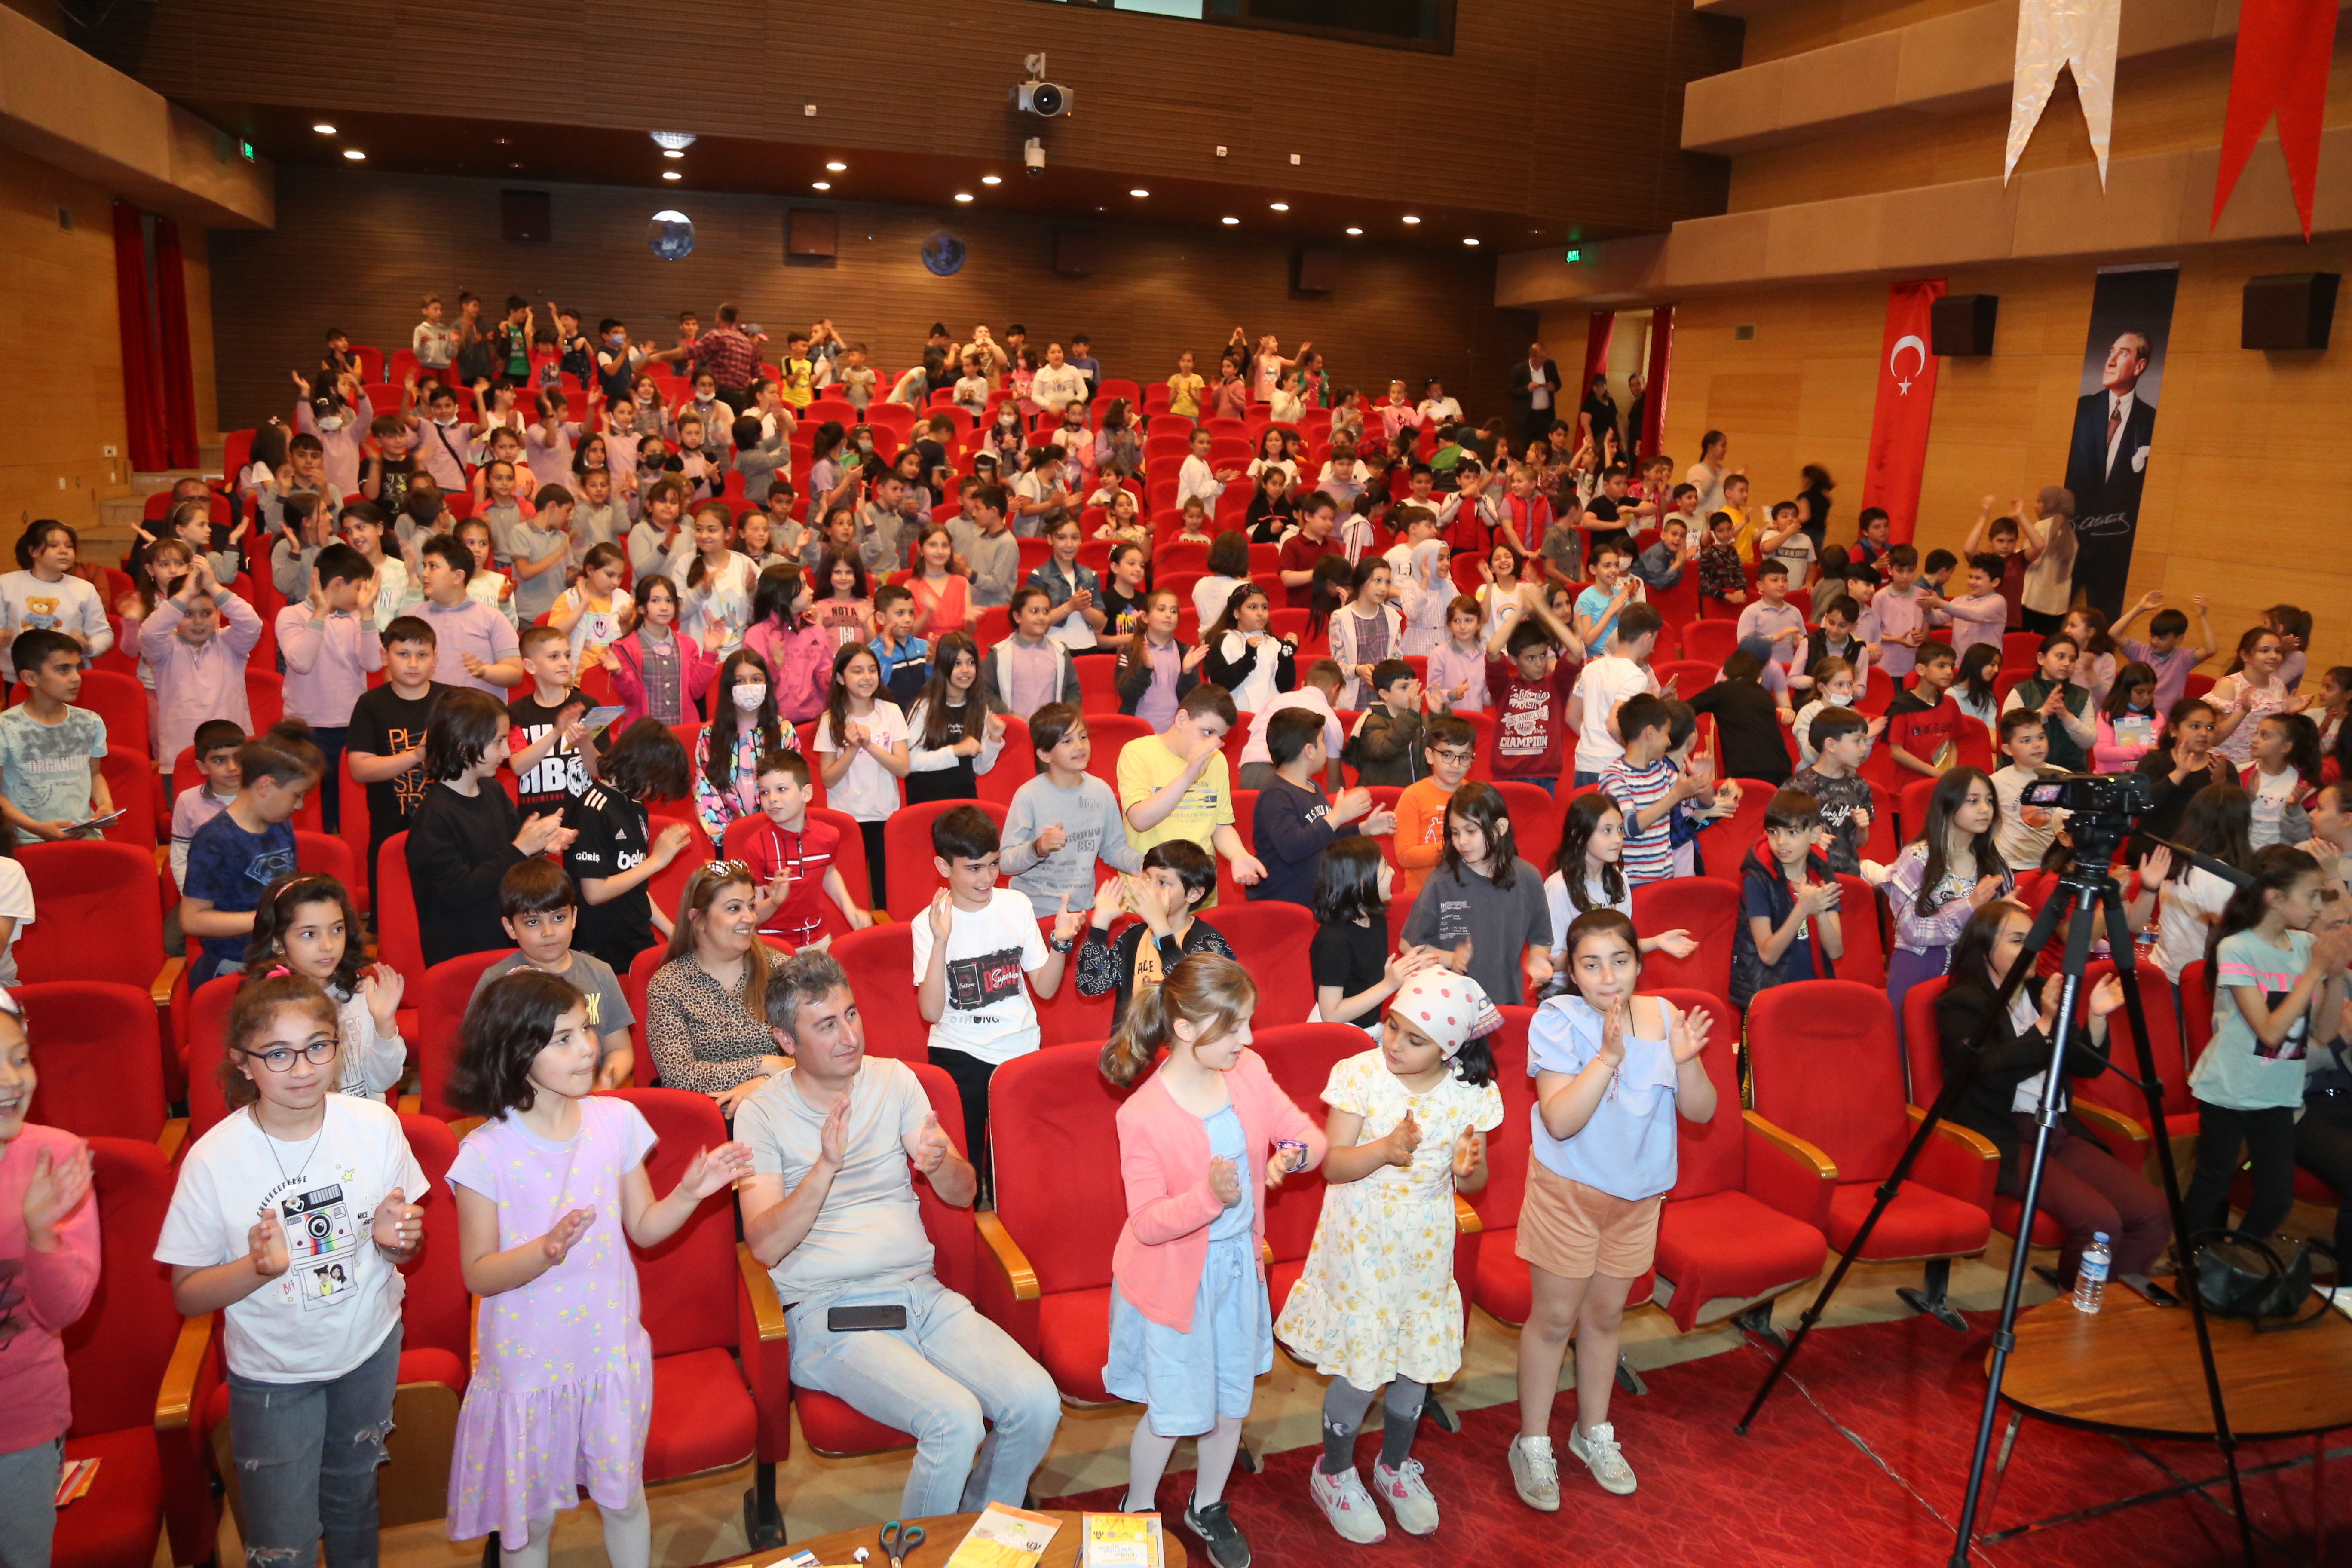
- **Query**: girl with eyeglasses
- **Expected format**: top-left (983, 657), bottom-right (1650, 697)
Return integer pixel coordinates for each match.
top-left (156, 972), bottom-right (428, 1568)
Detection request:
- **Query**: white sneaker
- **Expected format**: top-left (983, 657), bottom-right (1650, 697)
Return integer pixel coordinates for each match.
top-left (1569, 1421), bottom-right (1638, 1495)
top-left (1309, 1464), bottom-right (1387, 1544)
top-left (1372, 1458), bottom-right (1439, 1535)
top-left (1507, 1435), bottom-right (1559, 1512)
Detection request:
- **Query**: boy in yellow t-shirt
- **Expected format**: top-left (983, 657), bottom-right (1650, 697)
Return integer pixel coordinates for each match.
top-left (1115, 684), bottom-right (1266, 903)
top-left (780, 330), bottom-right (817, 409)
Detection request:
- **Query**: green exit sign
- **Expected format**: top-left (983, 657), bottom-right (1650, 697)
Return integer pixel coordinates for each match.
top-left (239, 140), bottom-right (255, 161)
top-left (1563, 248), bottom-right (1583, 263)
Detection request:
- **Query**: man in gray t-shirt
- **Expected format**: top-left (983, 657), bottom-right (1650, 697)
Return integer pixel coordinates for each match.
top-left (733, 952), bottom-right (1059, 1519)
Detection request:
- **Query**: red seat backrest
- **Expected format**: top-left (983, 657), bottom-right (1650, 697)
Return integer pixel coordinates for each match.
top-left (975, 715), bottom-right (1034, 810)
top-left (19, 982), bottom-right (166, 1143)
top-left (396, 1113), bottom-right (470, 1365)
top-left (625, 946), bottom-right (667, 1078)
top-left (1748, 980), bottom-right (1911, 1184)
top-left (16, 841), bottom-right (162, 989)
top-left (373, 833), bottom-right (427, 999)
top-left (831, 922), bottom-right (927, 1062)
top-left (1658, 989), bottom-right (1743, 1201)
top-left (1250, 1024), bottom-right (1367, 1265)
top-left (1681, 619), bottom-right (1740, 667)
top-left (609, 1087), bottom-right (739, 1357)
top-left (1465, 1007), bottom-right (1534, 1233)
top-left (294, 828), bottom-right (354, 888)
top-left (97, 753), bottom-right (157, 849)
top-left (1627, 876), bottom-right (1739, 1000)
top-left (421, 949), bottom-right (517, 1119)
top-left (989, 1043), bottom-right (1139, 1296)
top-left (1083, 715), bottom-right (1156, 793)
top-left (64, 1138), bottom-right (181, 1436)
top-left (1902, 974), bottom-right (1950, 1105)
top-left (903, 1060), bottom-right (979, 1298)
top-left (2181, 959), bottom-right (2216, 1069)
top-left (883, 799), bottom-right (1008, 922)
top-left (1197, 899), bottom-right (1318, 1029)
top-left (1835, 873), bottom-right (1886, 988)
top-left (2078, 960), bottom-right (2190, 1124)
top-left (183, 973), bottom-right (242, 1144)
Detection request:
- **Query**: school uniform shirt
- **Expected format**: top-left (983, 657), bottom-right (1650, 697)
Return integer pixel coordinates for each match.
top-left (1942, 591), bottom-right (2007, 660)
top-left (1277, 533), bottom-right (1344, 608)
top-left (564, 784), bottom-right (660, 970)
top-left (1869, 586), bottom-right (1934, 679)
top-left (811, 702), bottom-right (908, 822)
top-left (2122, 639), bottom-right (2199, 717)
top-left (420, 597), bottom-right (520, 697)
top-left (1487, 653), bottom-right (1579, 781)
top-left (906, 887), bottom-right (1050, 1066)
top-left (508, 688), bottom-right (593, 817)
top-left (0, 703), bottom-right (105, 828)
top-left (154, 1096), bottom-right (426, 1382)
top-left (671, 549), bottom-right (759, 656)
top-left (276, 604), bottom-right (385, 729)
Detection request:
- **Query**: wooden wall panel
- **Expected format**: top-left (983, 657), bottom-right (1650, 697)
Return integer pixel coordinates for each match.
top-left (1736, 0), bottom-right (1987, 65)
top-left (207, 167), bottom-right (1539, 433)
top-left (1550, 238), bottom-right (2352, 672)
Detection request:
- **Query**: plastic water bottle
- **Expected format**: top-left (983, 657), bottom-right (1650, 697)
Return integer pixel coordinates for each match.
top-left (2073, 1233), bottom-right (2111, 1313)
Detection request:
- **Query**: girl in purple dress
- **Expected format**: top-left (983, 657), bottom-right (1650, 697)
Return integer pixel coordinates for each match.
top-left (444, 969), bottom-right (751, 1568)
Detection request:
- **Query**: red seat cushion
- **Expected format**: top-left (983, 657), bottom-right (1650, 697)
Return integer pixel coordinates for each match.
top-left (52, 1427), bottom-right (162, 1568)
top-left (1037, 1286), bottom-right (1114, 1404)
top-left (1990, 1195), bottom-right (2066, 1247)
top-left (643, 1349), bottom-right (756, 1480)
top-left (1825, 1183), bottom-right (1991, 1259)
top-left (398, 1345), bottom-right (468, 1392)
top-left (1473, 1226), bottom-right (1530, 1327)
top-left (796, 1389), bottom-right (913, 1458)
top-left (1653, 1190), bottom-right (1829, 1332)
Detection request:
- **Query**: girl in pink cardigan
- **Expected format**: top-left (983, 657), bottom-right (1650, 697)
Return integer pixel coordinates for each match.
top-left (1101, 954), bottom-right (1326, 1568)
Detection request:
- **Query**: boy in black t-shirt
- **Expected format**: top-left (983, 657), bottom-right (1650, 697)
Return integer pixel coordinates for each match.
top-left (1789, 705), bottom-right (1875, 876)
top-left (361, 415), bottom-right (417, 514)
top-left (506, 625), bottom-right (594, 817)
top-left (346, 614), bottom-right (447, 888)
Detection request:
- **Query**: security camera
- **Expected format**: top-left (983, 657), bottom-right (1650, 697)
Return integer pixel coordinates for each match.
top-left (1014, 52), bottom-right (1072, 117)
top-left (1023, 137), bottom-right (1046, 177)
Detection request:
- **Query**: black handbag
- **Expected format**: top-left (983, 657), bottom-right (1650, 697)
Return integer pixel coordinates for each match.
top-left (2193, 1229), bottom-right (2335, 1331)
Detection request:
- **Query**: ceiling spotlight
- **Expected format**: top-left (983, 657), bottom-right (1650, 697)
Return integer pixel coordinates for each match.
top-left (1269, 202), bottom-right (1289, 211)
top-left (825, 160), bottom-right (847, 172)
top-left (954, 192), bottom-right (974, 202)
top-left (1462, 237), bottom-right (1479, 245)
top-left (1345, 226), bottom-right (1363, 236)
top-left (650, 131), bottom-right (697, 151)
top-left (312, 123), bottom-right (336, 134)
top-left (662, 171), bottom-right (681, 181)
top-left (1222, 216), bottom-right (1239, 225)
top-left (1129, 188), bottom-right (1149, 197)
top-left (662, 149), bottom-right (683, 159)
top-left (981, 175), bottom-right (1001, 185)
top-left (1401, 214), bottom-right (1421, 224)
top-left (811, 181), bottom-right (831, 191)
top-left (343, 149), bottom-right (366, 160)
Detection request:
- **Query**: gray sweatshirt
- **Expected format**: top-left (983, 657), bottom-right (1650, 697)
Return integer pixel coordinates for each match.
top-left (949, 520), bottom-right (1020, 609)
top-left (1001, 772), bottom-right (1144, 909)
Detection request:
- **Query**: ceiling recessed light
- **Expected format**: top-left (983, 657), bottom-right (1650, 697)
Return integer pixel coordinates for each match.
top-left (343, 149), bottom-right (366, 160)
top-left (1221, 216), bottom-right (1239, 225)
top-left (312, 123), bottom-right (336, 134)
top-left (1345, 226), bottom-right (1363, 236)
top-left (1129, 188), bottom-right (1149, 197)
top-left (650, 131), bottom-right (697, 151)
top-left (1462, 237), bottom-right (1479, 245)
top-left (981, 175), bottom-right (1001, 185)
top-left (954, 192), bottom-right (974, 202)
top-left (662, 148), bottom-right (683, 159)
top-left (1401, 214), bottom-right (1420, 224)
top-left (662, 171), bottom-right (681, 181)
top-left (825, 160), bottom-right (847, 172)
top-left (811, 181), bottom-right (830, 191)
top-left (1269, 202), bottom-right (1289, 211)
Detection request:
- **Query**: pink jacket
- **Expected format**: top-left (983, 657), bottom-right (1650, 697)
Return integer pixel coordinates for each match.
top-left (0, 1125), bottom-right (101, 1453)
top-left (608, 627), bottom-right (717, 732)
top-left (1111, 1049), bottom-right (1326, 1332)
top-left (742, 619), bottom-right (834, 724)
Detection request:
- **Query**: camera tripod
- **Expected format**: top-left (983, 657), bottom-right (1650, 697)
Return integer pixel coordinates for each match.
top-left (1732, 827), bottom-right (2255, 1567)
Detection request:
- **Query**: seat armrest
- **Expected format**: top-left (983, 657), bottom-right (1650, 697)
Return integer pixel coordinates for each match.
top-left (737, 1243), bottom-right (788, 1342)
top-left (450, 1116), bottom-right (486, 1140)
top-left (1741, 1110), bottom-right (1837, 1230)
top-left (973, 1210), bottom-right (1041, 1302)
top-left (1907, 1104), bottom-right (1999, 1210)
top-left (156, 1117), bottom-right (189, 1164)
top-left (155, 1314), bottom-right (213, 1430)
top-left (397, 1093), bottom-right (421, 1117)
top-left (1452, 1192), bottom-right (1483, 1234)
top-left (150, 956), bottom-right (185, 1009)
top-left (2073, 1100), bottom-right (2149, 1149)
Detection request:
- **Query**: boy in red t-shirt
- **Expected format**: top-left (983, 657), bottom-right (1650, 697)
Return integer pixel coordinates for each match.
top-left (1484, 594), bottom-right (1581, 791)
top-left (736, 750), bottom-right (873, 945)
top-left (1278, 494), bottom-right (1345, 607)
top-left (1883, 640), bottom-right (1968, 778)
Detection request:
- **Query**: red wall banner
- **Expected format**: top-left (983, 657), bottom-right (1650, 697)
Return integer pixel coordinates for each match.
top-left (2211, 0), bottom-right (2339, 238)
top-left (1862, 279), bottom-right (1947, 543)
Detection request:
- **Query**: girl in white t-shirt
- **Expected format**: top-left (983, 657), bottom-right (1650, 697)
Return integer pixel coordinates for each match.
top-left (1543, 793), bottom-right (1698, 964)
top-left (550, 544), bottom-right (632, 672)
top-left (812, 644), bottom-right (910, 911)
top-left (671, 505), bottom-right (758, 657)
top-left (154, 975), bottom-right (428, 1566)
top-left (2152, 788), bottom-right (2253, 982)
top-left (2244, 713), bottom-right (2322, 850)
top-left (242, 873), bottom-right (407, 1102)
top-left (0, 827), bottom-right (34, 987)
top-left (455, 518), bottom-right (517, 625)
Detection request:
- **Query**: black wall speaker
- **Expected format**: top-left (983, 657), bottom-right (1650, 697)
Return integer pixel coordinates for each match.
top-left (1054, 228), bottom-right (1100, 276)
top-left (1295, 246), bottom-right (1342, 294)
top-left (1930, 293), bottom-right (1997, 357)
top-left (2241, 273), bottom-right (2338, 350)
top-left (499, 190), bottom-right (550, 242)
top-left (787, 209), bottom-right (838, 258)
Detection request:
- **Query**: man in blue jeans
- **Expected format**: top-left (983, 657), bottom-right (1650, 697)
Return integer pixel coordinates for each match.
top-left (735, 952), bottom-right (1062, 1518)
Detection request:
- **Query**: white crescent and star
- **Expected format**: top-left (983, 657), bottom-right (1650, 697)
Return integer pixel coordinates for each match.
top-left (1889, 335), bottom-right (1928, 395)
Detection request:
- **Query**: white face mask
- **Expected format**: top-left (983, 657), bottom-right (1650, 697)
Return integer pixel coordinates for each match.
top-left (317, 415), bottom-right (344, 432)
top-left (732, 682), bottom-right (767, 711)
top-left (1825, 689), bottom-right (1854, 707)
top-left (434, 414), bottom-right (459, 426)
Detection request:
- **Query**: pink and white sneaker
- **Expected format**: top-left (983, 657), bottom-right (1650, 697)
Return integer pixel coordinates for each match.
top-left (1309, 1464), bottom-right (1387, 1544)
top-left (1372, 1458), bottom-right (1440, 1535)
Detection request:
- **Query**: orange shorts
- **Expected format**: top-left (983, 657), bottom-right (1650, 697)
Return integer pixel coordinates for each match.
top-left (1515, 1163), bottom-right (1660, 1280)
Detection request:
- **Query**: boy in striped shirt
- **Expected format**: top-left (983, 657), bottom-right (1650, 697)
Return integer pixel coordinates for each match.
top-left (1599, 692), bottom-right (1718, 887)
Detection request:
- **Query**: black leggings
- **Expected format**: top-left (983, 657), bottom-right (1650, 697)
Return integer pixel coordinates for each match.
top-left (2184, 1100), bottom-right (2298, 1240)
top-left (859, 819), bottom-right (888, 910)
top-left (928, 1045), bottom-right (997, 1198)
top-left (2293, 1090), bottom-right (2352, 1271)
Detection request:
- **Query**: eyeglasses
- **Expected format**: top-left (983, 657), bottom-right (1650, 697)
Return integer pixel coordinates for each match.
top-left (238, 1041), bottom-right (337, 1072)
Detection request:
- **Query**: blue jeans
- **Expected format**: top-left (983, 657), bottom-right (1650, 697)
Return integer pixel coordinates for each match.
top-left (226, 1323), bottom-right (401, 1568)
top-left (1572, 770), bottom-right (1604, 789)
top-left (787, 1274), bottom-right (1060, 1518)
top-left (0, 1437), bottom-right (61, 1568)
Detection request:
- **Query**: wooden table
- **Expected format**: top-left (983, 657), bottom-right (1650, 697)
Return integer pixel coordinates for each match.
top-left (1984, 1279), bottom-right (2352, 1560)
top-left (711, 1511), bottom-right (1187, 1568)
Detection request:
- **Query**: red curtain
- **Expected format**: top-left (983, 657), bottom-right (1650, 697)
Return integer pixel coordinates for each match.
top-left (113, 199), bottom-right (167, 472)
top-left (1580, 309), bottom-right (1614, 397)
top-left (110, 200), bottom-right (199, 472)
top-left (1640, 303), bottom-right (1672, 462)
top-left (153, 219), bottom-right (199, 468)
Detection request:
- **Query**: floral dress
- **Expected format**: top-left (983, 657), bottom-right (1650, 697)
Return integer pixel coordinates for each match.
top-left (445, 1099), bottom-right (658, 1544)
top-left (1274, 1050), bottom-right (1503, 1389)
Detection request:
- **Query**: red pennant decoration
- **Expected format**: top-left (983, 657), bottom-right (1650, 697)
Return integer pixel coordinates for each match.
top-left (2211, 0), bottom-right (2340, 238)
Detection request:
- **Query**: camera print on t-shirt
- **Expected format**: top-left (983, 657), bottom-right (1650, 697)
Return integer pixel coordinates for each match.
top-left (275, 1179), bottom-right (361, 1311)
top-left (945, 945), bottom-right (1025, 1024)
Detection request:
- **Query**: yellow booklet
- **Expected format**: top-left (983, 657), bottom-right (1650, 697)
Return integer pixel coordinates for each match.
top-left (1080, 1513), bottom-right (1161, 1568)
top-left (942, 1503), bottom-right (1061, 1568)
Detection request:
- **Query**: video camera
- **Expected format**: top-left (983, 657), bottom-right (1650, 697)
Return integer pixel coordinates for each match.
top-left (2020, 769), bottom-right (2153, 869)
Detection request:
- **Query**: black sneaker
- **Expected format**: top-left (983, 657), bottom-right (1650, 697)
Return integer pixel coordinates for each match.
top-left (1184, 1498), bottom-right (1251, 1568)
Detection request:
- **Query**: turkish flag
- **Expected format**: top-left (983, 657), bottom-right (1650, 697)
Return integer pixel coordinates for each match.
top-left (2211, 0), bottom-right (2339, 238)
top-left (1862, 280), bottom-right (1946, 544)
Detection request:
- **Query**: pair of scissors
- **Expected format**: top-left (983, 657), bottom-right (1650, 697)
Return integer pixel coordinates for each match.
top-left (879, 1519), bottom-right (925, 1568)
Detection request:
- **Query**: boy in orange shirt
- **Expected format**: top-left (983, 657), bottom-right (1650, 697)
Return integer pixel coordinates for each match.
top-left (1394, 714), bottom-right (1478, 900)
